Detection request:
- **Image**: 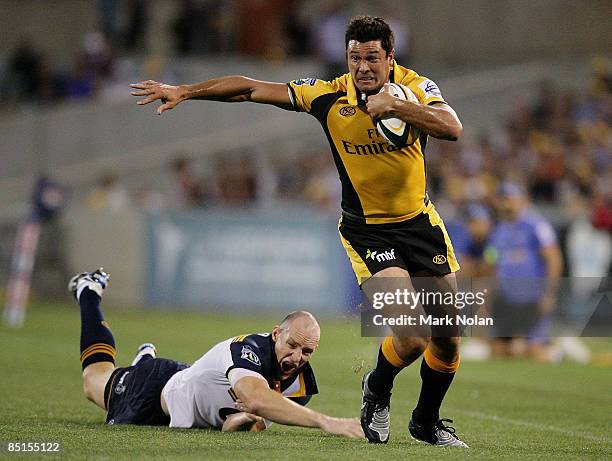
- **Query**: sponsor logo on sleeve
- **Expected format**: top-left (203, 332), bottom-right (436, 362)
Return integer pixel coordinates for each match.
top-left (292, 78), bottom-right (317, 86)
top-left (241, 345), bottom-right (261, 366)
top-left (419, 80), bottom-right (442, 98)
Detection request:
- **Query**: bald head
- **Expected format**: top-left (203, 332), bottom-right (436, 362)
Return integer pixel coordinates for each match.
top-left (273, 311), bottom-right (320, 379)
top-left (279, 311), bottom-right (320, 336)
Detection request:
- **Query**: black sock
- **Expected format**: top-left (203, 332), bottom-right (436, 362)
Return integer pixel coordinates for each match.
top-left (367, 346), bottom-right (403, 395)
top-left (413, 358), bottom-right (455, 425)
top-left (79, 287), bottom-right (116, 370)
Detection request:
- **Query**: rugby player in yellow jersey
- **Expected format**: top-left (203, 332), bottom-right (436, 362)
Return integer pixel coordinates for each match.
top-left (131, 16), bottom-right (467, 448)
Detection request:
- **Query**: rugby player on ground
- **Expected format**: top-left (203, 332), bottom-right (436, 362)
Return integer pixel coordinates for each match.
top-left (131, 16), bottom-right (467, 447)
top-left (71, 268), bottom-right (363, 438)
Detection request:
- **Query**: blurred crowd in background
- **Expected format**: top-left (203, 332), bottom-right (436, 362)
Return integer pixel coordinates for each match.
top-left (0, 0), bottom-right (409, 106)
top-left (431, 63), bottom-right (612, 278)
top-left (81, 58), bottom-right (611, 282)
top-left (1, 0), bottom-right (610, 281)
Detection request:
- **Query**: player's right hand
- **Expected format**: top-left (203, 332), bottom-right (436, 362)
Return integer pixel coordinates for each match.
top-left (321, 417), bottom-right (365, 439)
top-left (130, 80), bottom-right (183, 115)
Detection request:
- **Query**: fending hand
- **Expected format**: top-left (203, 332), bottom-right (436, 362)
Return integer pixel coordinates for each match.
top-left (130, 80), bottom-right (183, 115)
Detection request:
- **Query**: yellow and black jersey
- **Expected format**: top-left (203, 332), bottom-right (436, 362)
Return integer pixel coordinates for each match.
top-left (287, 63), bottom-right (446, 224)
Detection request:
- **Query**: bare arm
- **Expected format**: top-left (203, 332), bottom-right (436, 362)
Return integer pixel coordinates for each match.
top-left (539, 244), bottom-right (563, 313)
top-left (233, 377), bottom-right (363, 439)
top-left (542, 244), bottom-right (563, 280)
top-left (365, 90), bottom-right (463, 140)
top-left (130, 77), bottom-right (292, 115)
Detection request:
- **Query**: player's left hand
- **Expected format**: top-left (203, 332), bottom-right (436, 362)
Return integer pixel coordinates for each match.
top-left (365, 84), bottom-right (396, 119)
top-left (221, 412), bottom-right (266, 432)
top-left (320, 416), bottom-right (365, 439)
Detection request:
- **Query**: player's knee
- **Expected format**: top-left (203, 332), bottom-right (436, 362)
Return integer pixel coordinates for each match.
top-left (430, 336), bottom-right (461, 360)
top-left (81, 367), bottom-right (107, 404)
top-left (394, 336), bottom-right (429, 359)
top-left (81, 362), bottom-right (113, 404)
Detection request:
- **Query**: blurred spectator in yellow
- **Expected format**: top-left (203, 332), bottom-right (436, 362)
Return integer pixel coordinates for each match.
top-left (589, 56), bottom-right (612, 98)
top-left (86, 172), bottom-right (130, 212)
top-left (302, 151), bottom-right (341, 214)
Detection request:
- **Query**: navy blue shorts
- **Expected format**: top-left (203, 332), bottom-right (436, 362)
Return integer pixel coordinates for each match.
top-left (104, 358), bottom-right (189, 426)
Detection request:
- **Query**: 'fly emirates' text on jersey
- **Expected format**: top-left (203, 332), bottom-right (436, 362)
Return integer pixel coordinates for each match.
top-left (287, 63), bottom-right (446, 224)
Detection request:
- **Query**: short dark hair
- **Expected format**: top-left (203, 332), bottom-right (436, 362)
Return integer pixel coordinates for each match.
top-left (345, 16), bottom-right (395, 55)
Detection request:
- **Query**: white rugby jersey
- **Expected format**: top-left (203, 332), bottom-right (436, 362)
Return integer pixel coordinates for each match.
top-left (161, 333), bottom-right (318, 429)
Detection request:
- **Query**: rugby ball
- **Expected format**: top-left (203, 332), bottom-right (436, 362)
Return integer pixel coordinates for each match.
top-left (375, 83), bottom-right (421, 147)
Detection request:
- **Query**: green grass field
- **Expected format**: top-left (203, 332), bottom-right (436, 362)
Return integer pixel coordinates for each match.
top-left (1, 301), bottom-right (611, 460)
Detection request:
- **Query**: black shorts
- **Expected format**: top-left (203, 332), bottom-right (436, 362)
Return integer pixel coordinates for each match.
top-left (339, 203), bottom-right (459, 285)
top-left (104, 357), bottom-right (189, 426)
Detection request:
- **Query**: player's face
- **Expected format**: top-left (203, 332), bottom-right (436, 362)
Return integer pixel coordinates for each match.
top-left (272, 324), bottom-right (320, 379)
top-left (347, 40), bottom-right (394, 95)
top-left (499, 194), bottom-right (525, 219)
top-left (468, 218), bottom-right (492, 241)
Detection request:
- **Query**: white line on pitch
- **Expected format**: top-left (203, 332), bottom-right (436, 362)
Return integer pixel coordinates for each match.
top-left (450, 409), bottom-right (612, 444)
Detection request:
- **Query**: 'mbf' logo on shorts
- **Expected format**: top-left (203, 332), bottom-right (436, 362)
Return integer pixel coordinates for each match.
top-left (366, 249), bottom-right (396, 263)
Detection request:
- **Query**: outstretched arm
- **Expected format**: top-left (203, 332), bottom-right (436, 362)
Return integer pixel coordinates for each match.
top-left (539, 244), bottom-right (563, 314)
top-left (365, 89), bottom-right (463, 141)
top-left (233, 376), bottom-right (364, 439)
top-left (130, 77), bottom-right (292, 115)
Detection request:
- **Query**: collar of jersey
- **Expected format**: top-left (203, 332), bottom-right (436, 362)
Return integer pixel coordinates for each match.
top-left (346, 61), bottom-right (401, 106)
top-left (269, 334), bottom-right (283, 381)
top-left (346, 74), bottom-right (361, 106)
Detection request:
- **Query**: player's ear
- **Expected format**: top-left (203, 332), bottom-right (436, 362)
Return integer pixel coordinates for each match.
top-left (271, 325), bottom-right (280, 341)
top-left (388, 49), bottom-right (395, 65)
